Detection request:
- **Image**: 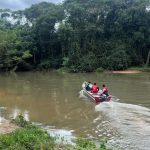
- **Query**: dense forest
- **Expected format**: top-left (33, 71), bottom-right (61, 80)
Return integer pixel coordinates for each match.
top-left (0, 0), bottom-right (150, 72)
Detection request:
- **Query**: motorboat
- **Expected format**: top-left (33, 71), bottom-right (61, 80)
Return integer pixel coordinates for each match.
top-left (82, 81), bottom-right (111, 104)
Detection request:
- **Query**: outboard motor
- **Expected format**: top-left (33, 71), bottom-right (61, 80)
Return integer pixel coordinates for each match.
top-left (100, 94), bottom-right (107, 102)
top-left (100, 94), bottom-right (111, 102)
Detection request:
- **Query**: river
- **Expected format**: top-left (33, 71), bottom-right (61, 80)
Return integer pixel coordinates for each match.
top-left (0, 71), bottom-right (150, 149)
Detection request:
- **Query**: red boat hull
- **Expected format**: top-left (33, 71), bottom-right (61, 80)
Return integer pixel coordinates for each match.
top-left (82, 82), bottom-right (111, 104)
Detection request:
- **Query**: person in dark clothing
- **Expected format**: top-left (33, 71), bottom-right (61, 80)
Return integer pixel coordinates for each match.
top-left (86, 81), bottom-right (92, 91)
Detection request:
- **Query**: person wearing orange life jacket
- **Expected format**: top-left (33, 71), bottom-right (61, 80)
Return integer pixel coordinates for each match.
top-left (101, 84), bottom-right (109, 96)
top-left (91, 83), bottom-right (99, 93)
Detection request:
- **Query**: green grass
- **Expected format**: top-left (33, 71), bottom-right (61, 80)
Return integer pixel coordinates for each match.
top-left (0, 125), bottom-right (55, 150)
top-left (96, 67), bottom-right (104, 73)
top-left (75, 138), bottom-right (110, 150)
top-left (57, 67), bottom-right (71, 73)
top-left (0, 115), bottom-right (110, 150)
top-left (129, 66), bottom-right (150, 72)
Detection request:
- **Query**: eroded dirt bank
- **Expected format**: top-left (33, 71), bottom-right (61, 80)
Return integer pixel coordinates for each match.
top-left (0, 118), bottom-right (18, 134)
top-left (112, 70), bottom-right (141, 74)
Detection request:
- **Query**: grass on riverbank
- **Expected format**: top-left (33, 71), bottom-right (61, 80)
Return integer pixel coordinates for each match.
top-left (129, 66), bottom-right (150, 72)
top-left (0, 115), bottom-right (110, 150)
top-left (96, 66), bottom-right (150, 73)
top-left (58, 66), bottom-right (150, 74)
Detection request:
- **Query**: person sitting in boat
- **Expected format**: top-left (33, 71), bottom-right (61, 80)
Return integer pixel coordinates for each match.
top-left (91, 83), bottom-right (99, 93)
top-left (98, 84), bottom-right (109, 102)
top-left (101, 84), bottom-right (109, 96)
top-left (86, 81), bottom-right (92, 91)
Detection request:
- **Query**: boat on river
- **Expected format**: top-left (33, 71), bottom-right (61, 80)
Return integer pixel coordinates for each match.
top-left (82, 81), bottom-right (112, 104)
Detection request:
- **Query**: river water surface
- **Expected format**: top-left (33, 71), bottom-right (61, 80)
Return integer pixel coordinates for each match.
top-left (0, 71), bottom-right (150, 149)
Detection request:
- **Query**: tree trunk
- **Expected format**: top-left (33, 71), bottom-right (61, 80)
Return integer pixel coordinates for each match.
top-left (146, 50), bottom-right (150, 67)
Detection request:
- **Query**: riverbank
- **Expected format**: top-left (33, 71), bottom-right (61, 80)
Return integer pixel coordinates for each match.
top-left (0, 119), bottom-right (18, 134)
top-left (112, 70), bottom-right (141, 74)
top-left (0, 116), bottom-right (110, 150)
top-left (57, 66), bottom-right (150, 74)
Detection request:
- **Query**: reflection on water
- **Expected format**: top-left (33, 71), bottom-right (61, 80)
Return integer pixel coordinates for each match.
top-left (0, 71), bottom-right (150, 149)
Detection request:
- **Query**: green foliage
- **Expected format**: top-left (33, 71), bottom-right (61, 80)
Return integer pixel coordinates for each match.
top-left (0, 0), bottom-right (150, 72)
top-left (0, 128), bottom-right (110, 150)
top-left (76, 138), bottom-right (96, 149)
top-left (22, 51), bottom-right (32, 59)
top-left (0, 115), bottom-right (55, 149)
top-left (96, 67), bottom-right (104, 73)
top-left (0, 125), bottom-right (55, 150)
top-left (99, 138), bottom-right (108, 149)
top-left (0, 115), bottom-right (110, 150)
top-left (0, 28), bottom-right (32, 71)
top-left (11, 114), bottom-right (29, 127)
top-left (142, 67), bottom-right (150, 72)
top-left (24, 2), bottom-right (64, 22)
top-left (129, 66), bottom-right (150, 72)
top-left (75, 138), bottom-right (110, 150)
top-left (79, 52), bottom-right (98, 72)
top-left (37, 60), bottom-right (52, 70)
top-left (104, 50), bottom-right (130, 70)
top-left (62, 57), bottom-right (70, 67)
top-left (37, 58), bottom-right (61, 70)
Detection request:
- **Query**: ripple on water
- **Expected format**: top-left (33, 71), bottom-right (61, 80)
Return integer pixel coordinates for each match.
top-left (95, 101), bottom-right (150, 150)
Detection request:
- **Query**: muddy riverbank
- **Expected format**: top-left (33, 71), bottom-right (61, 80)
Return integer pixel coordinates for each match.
top-left (112, 70), bottom-right (141, 74)
top-left (0, 118), bottom-right (18, 134)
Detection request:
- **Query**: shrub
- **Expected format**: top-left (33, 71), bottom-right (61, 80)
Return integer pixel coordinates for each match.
top-left (76, 138), bottom-right (97, 149)
top-left (75, 138), bottom-right (110, 150)
top-left (62, 57), bottom-right (70, 68)
top-left (143, 67), bottom-right (150, 72)
top-left (11, 114), bottom-right (29, 127)
top-left (96, 67), bottom-right (104, 73)
top-left (79, 52), bottom-right (98, 72)
top-left (104, 50), bottom-right (130, 70)
top-left (1, 115), bottom-right (110, 150)
top-left (37, 59), bottom-right (61, 70)
top-left (0, 125), bottom-right (55, 150)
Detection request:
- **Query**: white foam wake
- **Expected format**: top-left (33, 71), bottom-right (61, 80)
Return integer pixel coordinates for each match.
top-left (95, 102), bottom-right (150, 150)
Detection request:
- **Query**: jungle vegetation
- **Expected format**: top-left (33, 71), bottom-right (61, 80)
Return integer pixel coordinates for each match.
top-left (0, 115), bottom-right (109, 150)
top-left (0, 0), bottom-right (150, 72)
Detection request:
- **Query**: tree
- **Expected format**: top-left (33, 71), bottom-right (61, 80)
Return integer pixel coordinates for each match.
top-left (146, 50), bottom-right (150, 67)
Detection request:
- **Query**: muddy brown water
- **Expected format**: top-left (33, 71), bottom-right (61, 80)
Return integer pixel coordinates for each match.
top-left (0, 71), bottom-right (150, 149)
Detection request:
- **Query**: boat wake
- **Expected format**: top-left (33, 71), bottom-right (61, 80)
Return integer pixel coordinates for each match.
top-left (34, 123), bottom-right (75, 145)
top-left (95, 102), bottom-right (150, 150)
top-left (79, 90), bottom-right (86, 98)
